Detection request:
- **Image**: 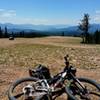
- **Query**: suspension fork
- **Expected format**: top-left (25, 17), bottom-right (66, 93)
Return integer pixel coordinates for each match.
top-left (66, 73), bottom-right (93, 99)
top-left (70, 73), bottom-right (86, 91)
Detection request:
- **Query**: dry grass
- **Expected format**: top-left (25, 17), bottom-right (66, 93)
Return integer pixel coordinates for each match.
top-left (0, 36), bottom-right (100, 100)
top-left (0, 37), bottom-right (100, 70)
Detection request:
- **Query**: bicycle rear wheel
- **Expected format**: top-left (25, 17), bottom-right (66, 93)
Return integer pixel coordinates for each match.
top-left (65, 77), bottom-right (100, 100)
top-left (8, 77), bottom-right (51, 100)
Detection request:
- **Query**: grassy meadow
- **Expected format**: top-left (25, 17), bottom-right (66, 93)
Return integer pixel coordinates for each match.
top-left (0, 36), bottom-right (100, 100)
top-left (0, 37), bottom-right (100, 70)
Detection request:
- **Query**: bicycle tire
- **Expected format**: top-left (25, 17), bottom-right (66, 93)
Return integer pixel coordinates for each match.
top-left (65, 77), bottom-right (100, 100)
top-left (8, 77), bottom-right (52, 100)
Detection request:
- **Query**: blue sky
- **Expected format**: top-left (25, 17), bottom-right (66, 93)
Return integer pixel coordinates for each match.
top-left (0, 0), bottom-right (100, 25)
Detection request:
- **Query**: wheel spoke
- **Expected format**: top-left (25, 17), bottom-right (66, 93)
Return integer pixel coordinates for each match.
top-left (90, 91), bottom-right (100, 97)
top-left (14, 92), bottom-right (24, 98)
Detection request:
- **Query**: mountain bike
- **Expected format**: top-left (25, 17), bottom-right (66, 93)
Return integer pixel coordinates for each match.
top-left (8, 55), bottom-right (100, 100)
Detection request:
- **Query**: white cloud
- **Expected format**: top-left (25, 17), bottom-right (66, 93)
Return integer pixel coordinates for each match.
top-left (0, 9), bottom-right (47, 24)
top-left (93, 10), bottom-right (100, 23)
top-left (0, 16), bottom-right (49, 25)
top-left (0, 9), bottom-right (16, 18)
top-left (0, 9), bottom-right (5, 12)
top-left (0, 9), bottom-right (73, 25)
top-left (96, 10), bottom-right (100, 14)
top-left (0, 15), bottom-right (70, 25)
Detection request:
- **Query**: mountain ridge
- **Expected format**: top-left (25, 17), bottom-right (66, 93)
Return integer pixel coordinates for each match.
top-left (0, 23), bottom-right (100, 36)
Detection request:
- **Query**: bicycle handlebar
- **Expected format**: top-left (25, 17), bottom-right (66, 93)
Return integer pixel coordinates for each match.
top-left (64, 55), bottom-right (69, 61)
top-left (64, 55), bottom-right (69, 67)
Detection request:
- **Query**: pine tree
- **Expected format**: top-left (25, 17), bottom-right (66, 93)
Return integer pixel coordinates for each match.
top-left (5, 26), bottom-right (8, 38)
top-left (62, 32), bottom-right (64, 36)
top-left (0, 26), bottom-right (3, 38)
top-left (79, 14), bottom-right (90, 43)
top-left (94, 30), bottom-right (100, 44)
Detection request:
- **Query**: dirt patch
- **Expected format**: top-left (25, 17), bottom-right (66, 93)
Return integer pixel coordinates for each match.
top-left (0, 67), bottom-right (100, 100)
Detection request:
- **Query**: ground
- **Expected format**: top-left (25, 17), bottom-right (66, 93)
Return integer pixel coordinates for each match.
top-left (0, 36), bottom-right (100, 100)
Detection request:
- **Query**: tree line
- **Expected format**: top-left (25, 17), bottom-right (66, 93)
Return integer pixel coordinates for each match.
top-left (0, 26), bottom-right (48, 38)
top-left (0, 26), bottom-right (9, 38)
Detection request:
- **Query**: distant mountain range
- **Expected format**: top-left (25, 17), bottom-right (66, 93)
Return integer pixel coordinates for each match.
top-left (0, 23), bottom-right (100, 36)
top-left (0, 23), bottom-right (68, 31)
